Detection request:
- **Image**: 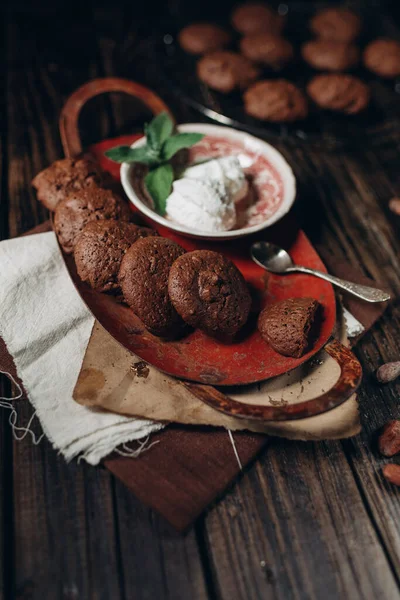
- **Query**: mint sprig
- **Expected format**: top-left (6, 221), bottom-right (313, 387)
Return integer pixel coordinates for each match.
top-left (105, 113), bottom-right (204, 214)
top-left (105, 145), bottom-right (159, 167)
top-left (144, 164), bottom-right (174, 216)
top-left (145, 112), bottom-right (174, 150)
top-left (161, 133), bottom-right (204, 161)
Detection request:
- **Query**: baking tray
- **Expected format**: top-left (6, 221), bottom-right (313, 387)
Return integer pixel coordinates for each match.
top-left (151, 0), bottom-right (400, 147)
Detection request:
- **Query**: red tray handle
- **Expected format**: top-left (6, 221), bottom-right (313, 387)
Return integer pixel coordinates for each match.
top-left (184, 339), bottom-right (362, 421)
top-left (59, 77), bottom-right (174, 158)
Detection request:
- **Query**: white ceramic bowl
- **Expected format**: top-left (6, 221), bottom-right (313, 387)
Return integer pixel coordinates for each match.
top-left (120, 124), bottom-right (296, 240)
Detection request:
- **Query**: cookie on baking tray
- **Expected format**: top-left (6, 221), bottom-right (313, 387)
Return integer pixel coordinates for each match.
top-left (240, 33), bottom-right (294, 70)
top-left (310, 7), bottom-right (361, 43)
top-left (243, 80), bottom-right (308, 122)
top-left (307, 74), bottom-right (370, 114)
top-left (178, 23), bottom-right (232, 55)
top-left (197, 51), bottom-right (261, 93)
top-left (302, 39), bottom-right (360, 72)
top-left (231, 2), bottom-right (285, 35)
top-left (363, 38), bottom-right (400, 78)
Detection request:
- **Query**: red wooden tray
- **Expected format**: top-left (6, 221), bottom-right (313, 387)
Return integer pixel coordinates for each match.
top-left (58, 78), bottom-right (362, 420)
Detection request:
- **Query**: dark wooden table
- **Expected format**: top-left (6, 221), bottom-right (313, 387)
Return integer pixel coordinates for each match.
top-left (1, 1), bottom-right (400, 598)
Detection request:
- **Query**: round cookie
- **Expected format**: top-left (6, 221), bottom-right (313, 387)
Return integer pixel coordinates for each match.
top-left (231, 3), bottom-right (285, 35)
top-left (258, 297), bottom-right (320, 358)
top-left (32, 157), bottom-right (105, 212)
top-left (168, 250), bottom-right (251, 338)
top-left (54, 187), bottom-right (130, 254)
top-left (244, 80), bottom-right (308, 122)
top-left (119, 237), bottom-right (186, 338)
top-left (307, 74), bottom-right (370, 114)
top-left (240, 33), bottom-right (294, 70)
top-left (302, 40), bottom-right (359, 71)
top-left (197, 51), bottom-right (261, 93)
top-left (363, 38), bottom-right (400, 78)
top-left (74, 221), bottom-right (158, 292)
top-left (178, 23), bottom-right (232, 55)
top-left (310, 7), bottom-right (361, 43)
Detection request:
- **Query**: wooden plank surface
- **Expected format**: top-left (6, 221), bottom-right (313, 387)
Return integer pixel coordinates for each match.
top-left (204, 441), bottom-right (400, 600)
top-left (1, 0), bottom-right (400, 598)
top-left (112, 478), bottom-right (209, 600)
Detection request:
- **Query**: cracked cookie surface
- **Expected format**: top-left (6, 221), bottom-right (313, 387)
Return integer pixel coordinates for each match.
top-left (54, 187), bottom-right (130, 254)
top-left (74, 220), bottom-right (158, 292)
top-left (244, 79), bottom-right (308, 122)
top-left (32, 157), bottom-right (105, 211)
top-left (307, 74), bottom-right (370, 114)
top-left (258, 297), bottom-right (320, 358)
top-left (119, 237), bottom-right (186, 338)
top-left (168, 250), bottom-right (251, 337)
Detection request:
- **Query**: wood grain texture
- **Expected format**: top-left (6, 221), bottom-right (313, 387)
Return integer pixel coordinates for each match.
top-left (204, 441), bottom-right (400, 600)
top-left (12, 404), bottom-right (120, 600)
top-left (112, 477), bottom-right (209, 600)
top-left (2, 0), bottom-right (400, 598)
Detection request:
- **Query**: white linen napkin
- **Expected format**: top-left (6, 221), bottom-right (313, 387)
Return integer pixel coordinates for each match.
top-left (0, 232), bottom-right (163, 465)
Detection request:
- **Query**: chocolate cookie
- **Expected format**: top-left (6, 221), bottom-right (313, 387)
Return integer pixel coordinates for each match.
top-left (197, 51), bottom-right (260, 93)
top-left (32, 157), bottom-right (104, 211)
top-left (363, 38), bottom-right (400, 79)
top-left (54, 187), bottom-right (130, 254)
top-left (307, 74), bottom-right (370, 114)
top-left (168, 250), bottom-right (251, 338)
top-left (243, 80), bottom-right (308, 121)
top-left (240, 33), bottom-right (294, 70)
top-left (74, 220), bottom-right (158, 292)
top-left (310, 8), bottom-right (361, 43)
top-left (119, 237), bottom-right (186, 337)
top-left (258, 297), bottom-right (320, 358)
top-left (231, 3), bottom-right (285, 35)
top-left (302, 40), bottom-right (359, 71)
top-left (178, 23), bottom-right (232, 55)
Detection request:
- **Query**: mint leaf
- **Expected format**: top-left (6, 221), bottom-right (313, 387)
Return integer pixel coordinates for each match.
top-left (145, 112), bottom-right (174, 151)
top-left (144, 163), bottom-right (174, 215)
top-left (144, 123), bottom-right (156, 151)
top-left (161, 133), bottom-right (204, 161)
top-left (105, 145), bottom-right (160, 166)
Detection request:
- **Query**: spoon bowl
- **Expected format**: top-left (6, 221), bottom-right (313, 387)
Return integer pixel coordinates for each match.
top-left (251, 241), bottom-right (390, 304)
top-left (251, 241), bottom-right (295, 273)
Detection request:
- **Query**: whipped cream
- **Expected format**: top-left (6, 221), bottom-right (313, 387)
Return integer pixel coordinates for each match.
top-left (165, 156), bottom-right (248, 232)
top-left (166, 178), bottom-right (236, 232)
top-left (183, 156), bottom-right (248, 204)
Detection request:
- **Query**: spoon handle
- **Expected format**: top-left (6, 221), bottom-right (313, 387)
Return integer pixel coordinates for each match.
top-left (292, 266), bottom-right (390, 303)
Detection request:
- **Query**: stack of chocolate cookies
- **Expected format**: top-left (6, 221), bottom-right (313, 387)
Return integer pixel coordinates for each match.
top-left (33, 156), bottom-right (320, 356)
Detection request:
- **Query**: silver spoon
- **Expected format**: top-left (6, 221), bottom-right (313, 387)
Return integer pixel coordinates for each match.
top-left (251, 241), bottom-right (390, 303)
